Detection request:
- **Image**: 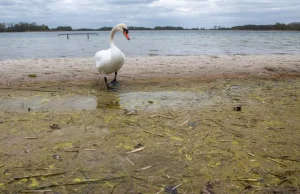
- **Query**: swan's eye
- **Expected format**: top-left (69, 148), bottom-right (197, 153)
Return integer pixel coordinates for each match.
top-left (123, 28), bottom-right (129, 34)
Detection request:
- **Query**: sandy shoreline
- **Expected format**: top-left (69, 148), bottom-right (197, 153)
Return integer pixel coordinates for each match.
top-left (1, 54), bottom-right (300, 87)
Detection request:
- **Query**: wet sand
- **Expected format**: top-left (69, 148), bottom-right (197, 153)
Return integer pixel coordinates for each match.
top-left (1, 54), bottom-right (300, 87)
top-left (1, 55), bottom-right (300, 193)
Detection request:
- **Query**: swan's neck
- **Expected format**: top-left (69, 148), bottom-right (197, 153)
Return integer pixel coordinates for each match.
top-left (109, 27), bottom-right (118, 48)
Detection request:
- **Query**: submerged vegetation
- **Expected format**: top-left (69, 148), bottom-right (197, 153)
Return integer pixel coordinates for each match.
top-left (1, 21), bottom-right (300, 32)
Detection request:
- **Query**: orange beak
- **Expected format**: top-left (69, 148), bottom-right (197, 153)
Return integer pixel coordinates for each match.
top-left (123, 31), bottom-right (130, 40)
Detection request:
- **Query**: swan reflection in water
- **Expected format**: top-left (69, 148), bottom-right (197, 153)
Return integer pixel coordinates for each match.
top-left (96, 92), bottom-right (120, 109)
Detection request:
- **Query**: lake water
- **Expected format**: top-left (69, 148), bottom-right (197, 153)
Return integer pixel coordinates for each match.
top-left (0, 30), bottom-right (300, 60)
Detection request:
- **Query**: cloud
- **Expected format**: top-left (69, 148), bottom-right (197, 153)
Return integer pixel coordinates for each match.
top-left (0, 0), bottom-right (299, 28)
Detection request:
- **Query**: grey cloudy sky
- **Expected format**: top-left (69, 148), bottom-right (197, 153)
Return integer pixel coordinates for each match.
top-left (1, 0), bottom-right (300, 28)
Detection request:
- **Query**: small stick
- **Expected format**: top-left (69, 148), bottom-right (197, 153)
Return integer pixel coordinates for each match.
top-left (63, 149), bottom-right (79, 152)
top-left (21, 190), bottom-right (52, 193)
top-left (203, 133), bottom-right (209, 140)
top-left (137, 166), bottom-right (152, 171)
top-left (143, 130), bottom-right (164, 137)
top-left (180, 118), bottom-right (190, 126)
top-left (13, 172), bottom-right (66, 180)
top-left (126, 110), bottom-right (138, 115)
top-left (260, 167), bottom-right (266, 174)
top-left (183, 187), bottom-right (192, 194)
top-left (84, 149), bottom-right (96, 151)
top-left (125, 157), bottom-right (135, 166)
top-left (166, 174), bottom-right (170, 179)
top-left (156, 188), bottom-right (164, 194)
top-left (0, 164), bottom-right (5, 168)
top-left (150, 115), bottom-right (174, 119)
top-left (172, 183), bottom-right (182, 190)
top-left (251, 185), bottom-right (261, 188)
top-left (168, 111), bottom-right (175, 117)
top-left (25, 137), bottom-right (39, 139)
top-left (248, 152), bottom-right (255, 157)
top-left (247, 168), bottom-right (253, 174)
top-left (126, 146), bottom-right (146, 154)
top-left (237, 178), bottom-right (261, 182)
top-left (267, 157), bottom-right (287, 166)
top-left (220, 140), bottom-right (228, 142)
top-left (34, 176), bottom-right (125, 189)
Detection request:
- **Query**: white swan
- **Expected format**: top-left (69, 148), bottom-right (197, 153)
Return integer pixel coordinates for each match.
top-left (94, 23), bottom-right (130, 91)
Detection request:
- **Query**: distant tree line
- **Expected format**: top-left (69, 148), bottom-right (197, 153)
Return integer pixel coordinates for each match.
top-left (1, 21), bottom-right (300, 32)
top-left (0, 22), bottom-right (75, 32)
top-left (0, 22), bottom-right (49, 32)
top-left (128, 26), bottom-right (152, 30)
top-left (214, 22), bottom-right (300, 31)
top-left (52, 26), bottom-right (73, 31)
top-left (98, 27), bottom-right (113, 31)
top-left (154, 26), bottom-right (184, 30)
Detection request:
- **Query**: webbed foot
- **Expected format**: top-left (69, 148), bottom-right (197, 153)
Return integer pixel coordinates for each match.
top-left (109, 79), bottom-right (120, 87)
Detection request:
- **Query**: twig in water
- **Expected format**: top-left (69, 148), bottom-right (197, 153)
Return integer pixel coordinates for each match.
top-left (13, 172), bottom-right (66, 180)
top-left (34, 176), bottom-right (125, 189)
top-left (156, 188), bottom-right (164, 194)
top-left (172, 183), bottom-right (182, 190)
top-left (125, 157), bottom-right (134, 166)
top-left (143, 130), bottom-right (164, 137)
top-left (205, 118), bottom-right (243, 137)
top-left (21, 190), bottom-right (53, 193)
top-left (220, 140), bottom-right (228, 142)
top-left (260, 167), bottom-right (266, 174)
top-left (25, 137), bottom-right (39, 139)
top-left (247, 168), bottom-right (253, 174)
top-left (126, 146), bottom-right (146, 154)
top-left (180, 118), bottom-right (190, 126)
top-left (203, 133), bottom-right (209, 140)
top-left (266, 157), bottom-right (287, 166)
top-left (84, 149), bottom-right (96, 151)
top-left (237, 178), bottom-right (262, 182)
top-left (150, 115), bottom-right (174, 119)
top-left (248, 152), bottom-right (255, 157)
top-left (0, 164), bottom-right (5, 168)
top-left (137, 166), bottom-right (152, 171)
top-left (168, 111), bottom-right (175, 117)
top-left (63, 149), bottom-right (79, 152)
top-left (165, 174), bottom-right (170, 179)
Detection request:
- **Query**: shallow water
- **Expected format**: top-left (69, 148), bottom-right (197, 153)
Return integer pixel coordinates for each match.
top-left (0, 91), bottom-right (212, 112)
top-left (1, 30), bottom-right (300, 60)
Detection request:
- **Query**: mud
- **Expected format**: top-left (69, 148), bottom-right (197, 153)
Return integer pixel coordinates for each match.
top-left (0, 76), bottom-right (300, 194)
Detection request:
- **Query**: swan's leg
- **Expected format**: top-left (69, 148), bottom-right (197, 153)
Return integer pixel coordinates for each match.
top-left (104, 77), bottom-right (117, 92)
top-left (109, 72), bottom-right (120, 86)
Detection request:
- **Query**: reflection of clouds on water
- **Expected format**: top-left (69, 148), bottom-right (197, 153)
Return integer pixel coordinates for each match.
top-left (96, 93), bottom-right (120, 109)
top-left (0, 91), bottom-right (212, 112)
top-left (0, 96), bottom-right (97, 112)
top-left (118, 91), bottom-right (212, 110)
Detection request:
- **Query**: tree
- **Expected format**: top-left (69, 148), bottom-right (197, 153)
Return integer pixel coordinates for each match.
top-left (55, 26), bottom-right (72, 31)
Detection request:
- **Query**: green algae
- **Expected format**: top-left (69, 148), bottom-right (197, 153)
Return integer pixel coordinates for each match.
top-left (0, 77), bottom-right (300, 193)
top-left (29, 178), bottom-right (39, 188)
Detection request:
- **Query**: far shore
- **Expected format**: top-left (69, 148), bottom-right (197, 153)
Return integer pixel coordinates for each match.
top-left (1, 54), bottom-right (300, 87)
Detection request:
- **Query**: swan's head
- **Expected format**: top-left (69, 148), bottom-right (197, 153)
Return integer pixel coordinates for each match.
top-left (116, 23), bottom-right (130, 40)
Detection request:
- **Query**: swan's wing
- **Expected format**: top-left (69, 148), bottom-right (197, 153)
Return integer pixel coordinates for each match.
top-left (94, 49), bottom-right (111, 70)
